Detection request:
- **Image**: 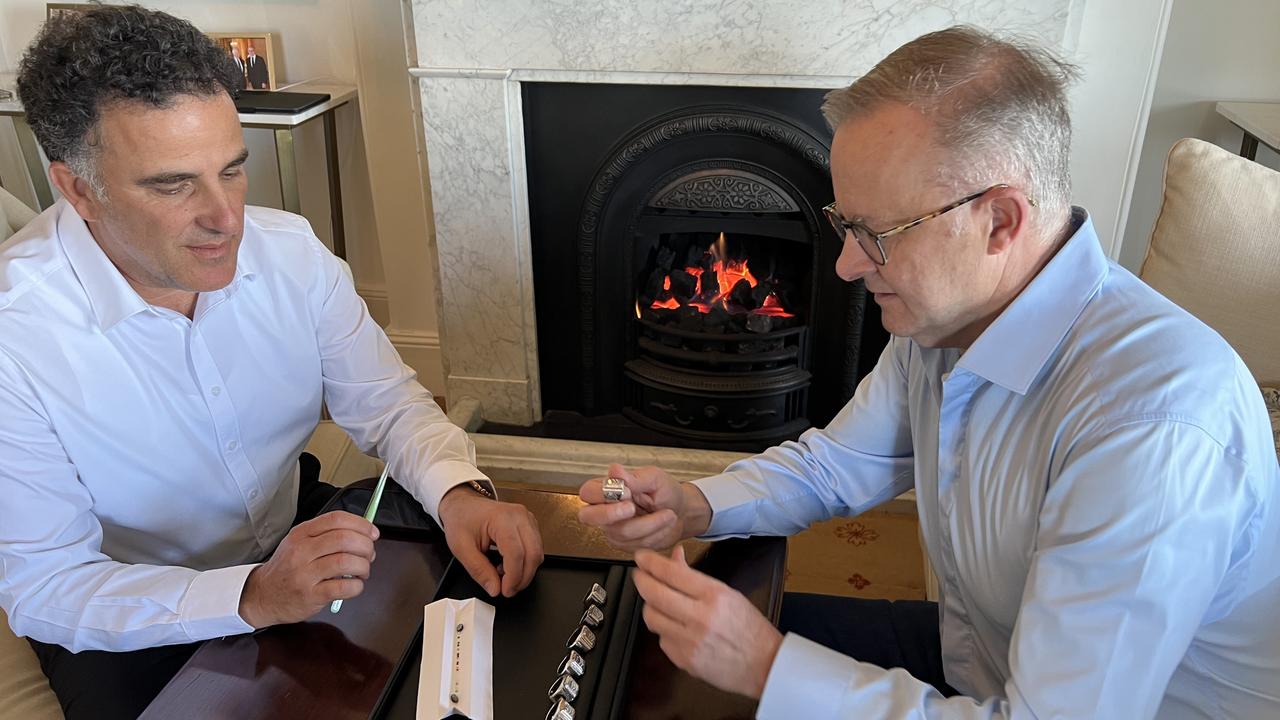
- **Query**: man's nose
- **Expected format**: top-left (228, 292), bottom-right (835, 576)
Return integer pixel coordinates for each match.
top-left (834, 234), bottom-right (877, 282)
top-left (198, 184), bottom-right (241, 234)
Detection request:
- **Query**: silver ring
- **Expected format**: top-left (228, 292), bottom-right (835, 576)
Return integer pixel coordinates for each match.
top-left (581, 604), bottom-right (604, 628)
top-left (568, 625), bottom-right (596, 652)
top-left (545, 697), bottom-right (574, 720)
top-left (602, 476), bottom-right (626, 503)
top-left (548, 673), bottom-right (580, 702)
top-left (585, 582), bottom-right (607, 606)
top-left (558, 650), bottom-right (586, 677)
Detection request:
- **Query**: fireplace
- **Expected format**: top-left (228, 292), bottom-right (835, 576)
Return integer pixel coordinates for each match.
top-left (629, 208), bottom-right (812, 445)
top-left (481, 82), bottom-right (888, 451)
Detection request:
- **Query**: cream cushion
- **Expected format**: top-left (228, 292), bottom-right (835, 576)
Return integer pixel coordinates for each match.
top-left (1139, 138), bottom-right (1280, 387)
top-left (1263, 387), bottom-right (1280, 460)
top-left (0, 186), bottom-right (38, 243)
top-left (0, 611), bottom-right (61, 719)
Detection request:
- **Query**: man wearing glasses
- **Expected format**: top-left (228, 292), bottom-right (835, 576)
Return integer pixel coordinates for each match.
top-left (579, 26), bottom-right (1280, 719)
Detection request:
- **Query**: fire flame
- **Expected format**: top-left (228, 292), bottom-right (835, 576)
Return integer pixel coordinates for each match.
top-left (646, 232), bottom-right (793, 318)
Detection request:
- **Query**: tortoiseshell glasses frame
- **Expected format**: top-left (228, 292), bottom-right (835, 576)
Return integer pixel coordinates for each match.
top-left (822, 184), bottom-right (1035, 265)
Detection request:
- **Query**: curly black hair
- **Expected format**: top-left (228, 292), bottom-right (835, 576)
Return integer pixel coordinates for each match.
top-left (16, 4), bottom-right (240, 173)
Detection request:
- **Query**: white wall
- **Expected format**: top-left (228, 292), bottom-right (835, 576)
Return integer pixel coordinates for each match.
top-left (1118, 0), bottom-right (1280, 271)
top-left (1063, 0), bottom-right (1172, 260)
top-left (0, 0), bottom-right (445, 393)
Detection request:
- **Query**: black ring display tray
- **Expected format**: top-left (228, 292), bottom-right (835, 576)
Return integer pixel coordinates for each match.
top-left (370, 554), bottom-right (642, 720)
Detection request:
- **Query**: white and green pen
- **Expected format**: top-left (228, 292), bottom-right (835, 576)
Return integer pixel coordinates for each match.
top-left (330, 462), bottom-right (390, 614)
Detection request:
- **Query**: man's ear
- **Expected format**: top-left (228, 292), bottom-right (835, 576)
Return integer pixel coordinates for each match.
top-left (48, 161), bottom-right (106, 222)
top-left (985, 190), bottom-right (1030, 256)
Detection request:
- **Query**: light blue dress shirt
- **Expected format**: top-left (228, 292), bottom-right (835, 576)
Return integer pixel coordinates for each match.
top-left (0, 202), bottom-right (487, 652)
top-left (694, 210), bottom-right (1280, 719)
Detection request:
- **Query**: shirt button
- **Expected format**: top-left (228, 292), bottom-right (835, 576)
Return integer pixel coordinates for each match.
top-left (226, 440), bottom-right (238, 452)
top-left (211, 386), bottom-right (222, 396)
top-left (249, 488), bottom-right (259, 500)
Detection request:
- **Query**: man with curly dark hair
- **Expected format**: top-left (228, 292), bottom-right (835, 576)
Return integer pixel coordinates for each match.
top-left (0, 6), bottom-right (544, 717)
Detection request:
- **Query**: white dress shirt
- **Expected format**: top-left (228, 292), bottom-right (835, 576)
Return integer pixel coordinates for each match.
top-left (0, 201), bottom-right (487, 652)
top-left (695, 210), bottom-right (1280, 719)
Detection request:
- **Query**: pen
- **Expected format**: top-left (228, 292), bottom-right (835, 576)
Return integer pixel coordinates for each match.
top-left (330, 462), bottom-right (391, 614)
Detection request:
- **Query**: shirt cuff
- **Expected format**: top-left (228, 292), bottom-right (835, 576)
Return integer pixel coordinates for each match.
top-left (179, 563), bottom-right (258, 641)
top-left (757, 633), bottom-right (860, 720)
top-left (418, 459), bottom-right (494, 520)
top-left (691, 472), bottom-right (754, 538)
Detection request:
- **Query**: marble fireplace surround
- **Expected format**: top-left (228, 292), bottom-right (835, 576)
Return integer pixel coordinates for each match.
top-left (408, 0), bottom-right (1075, 480)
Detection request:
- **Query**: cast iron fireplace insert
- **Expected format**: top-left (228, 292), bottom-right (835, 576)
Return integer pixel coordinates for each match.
top-left (480, 82), bottom-right (888, 451)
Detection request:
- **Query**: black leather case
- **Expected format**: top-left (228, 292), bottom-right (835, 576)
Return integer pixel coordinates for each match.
top-left (369, 554), bottom-right (642, 720)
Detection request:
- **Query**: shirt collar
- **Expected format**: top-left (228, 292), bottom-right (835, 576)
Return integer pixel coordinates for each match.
top-left (57, 201), bottom-right (148, 332)
top-left (56, 200), bottom-right (256, 332)
top-left (954, 208), bottom-right (1109, 394)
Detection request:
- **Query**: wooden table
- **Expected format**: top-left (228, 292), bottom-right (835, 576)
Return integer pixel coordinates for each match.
top-left (141, 485), bottom-right (786, 719)
top-left (1215, 101), bottom-right (1280, 161)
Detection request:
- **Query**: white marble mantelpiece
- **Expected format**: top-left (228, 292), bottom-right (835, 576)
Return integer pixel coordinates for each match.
top-left (409, 0), bottom-right (1075, 425)
top-left (412, 1), bottom-right (1072, 78)
top-left (410, 67), bottom-right (859, 89)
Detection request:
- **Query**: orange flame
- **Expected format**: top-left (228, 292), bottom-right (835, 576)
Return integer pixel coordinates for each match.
top-left (645, 232), bottom-right (791, 318)
top-left (754, 292), bottom-right (794, 317)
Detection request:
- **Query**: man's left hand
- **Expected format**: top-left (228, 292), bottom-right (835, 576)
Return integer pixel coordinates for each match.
top-left (437, 484), bottom-right (544, 597)
top-left (633, 545), bottom-right (783, 699)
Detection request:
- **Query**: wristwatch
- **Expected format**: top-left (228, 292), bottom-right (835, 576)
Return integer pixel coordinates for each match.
top-left (466, 479), bottom-right (495, 500)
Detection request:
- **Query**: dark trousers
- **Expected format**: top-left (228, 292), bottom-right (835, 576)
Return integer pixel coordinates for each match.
top-left (779, 593), bottom-right (959, 697)
top-left (27, 453), bottom-right (339, 720)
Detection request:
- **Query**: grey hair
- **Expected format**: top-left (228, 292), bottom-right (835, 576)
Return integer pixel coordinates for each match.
top-left (64, 130), bottom-right (107, 199)
top-left (823, 26), bottom-right (1080, 235)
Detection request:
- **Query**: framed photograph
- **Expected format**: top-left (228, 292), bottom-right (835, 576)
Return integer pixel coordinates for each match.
top-left (46, 3), bottom-right (97, 19)
top-left (207, 32), bottom-right (278, 91)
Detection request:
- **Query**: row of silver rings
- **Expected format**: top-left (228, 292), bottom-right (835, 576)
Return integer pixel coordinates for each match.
top-left (546, 582), bottom-right (609, 720)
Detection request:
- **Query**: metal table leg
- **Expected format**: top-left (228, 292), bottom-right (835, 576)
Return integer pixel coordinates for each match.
top-left (268, 110), bottom-right (345, 259)
top-left (1241, 132), bottom-right (1259, 160)
top-left (322, 109), bottom-right (346, 260)
top-left (273, 127), bottom-right (301, 215)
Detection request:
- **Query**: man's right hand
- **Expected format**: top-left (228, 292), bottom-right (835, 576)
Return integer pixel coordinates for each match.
top-left (577, 464), bottom-right (713, 551)
top-left (238, 511), bottom-right (378, 628)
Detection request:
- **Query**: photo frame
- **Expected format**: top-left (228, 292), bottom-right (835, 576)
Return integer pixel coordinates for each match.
top-left (46, 3), bottom-right (97, 19)
top-left (207, 32), bottom-right (278, 91)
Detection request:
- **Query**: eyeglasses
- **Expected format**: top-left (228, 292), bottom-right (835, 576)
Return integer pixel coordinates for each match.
top-left (822, 184), bottom-right (1034, 265)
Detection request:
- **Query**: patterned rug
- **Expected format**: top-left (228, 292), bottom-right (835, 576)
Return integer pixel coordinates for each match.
top-left (785, 510), bottom-right (926, 600)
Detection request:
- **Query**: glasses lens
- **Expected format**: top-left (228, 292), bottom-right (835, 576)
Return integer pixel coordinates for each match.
top-left (825, 205), bottom-right (885, 265)
top-left (823, 205), bottom-right (846, 238)
top-left (853, 227), bottom-right (885, 265)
